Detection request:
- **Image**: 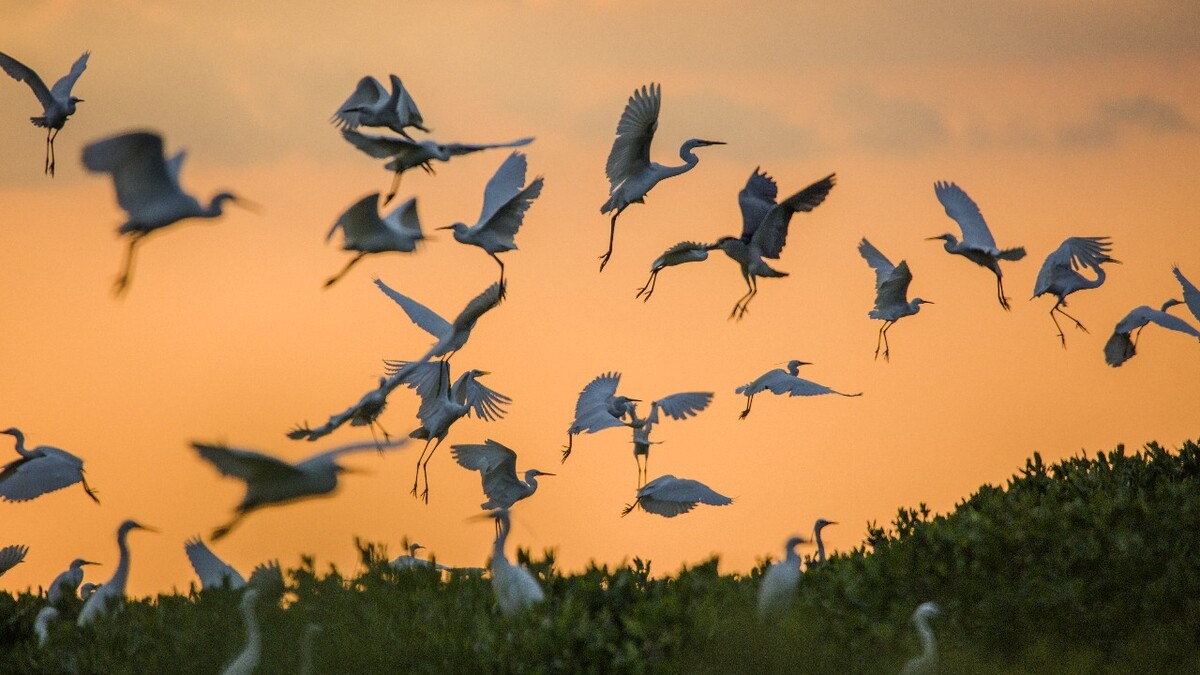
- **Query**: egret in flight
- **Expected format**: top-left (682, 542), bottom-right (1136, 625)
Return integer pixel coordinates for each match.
top-left (185, 536), bottom-right (247, 590)
top-left (598, 83), bottom-right (724, 271)
top-left (0, 427), bottom-right (99, 503)
top-left (324, 195), bottom-right (425, 288)
top-left (736, 361), bottom-right (861, 418)
top-left (1033, 236), bottom-right (1119, 345)
top-left (1104, 266), bottom-right (1200, 367)
top-left (901, 601), bottom-right (942, 675)
top-left (0, 50), bottom-right (88, 176)
top-left (487, 508), bottom-right (544, 616)
top-left (625, 392), bottom-right (713, 487)
top-left (0, 544), bottom-right (28, 577)
top-left (451, 439), bottom-right (554, 511)
top-left (757, 535), bottom-right (810, 616)
top-left (78, 519), bottom-right (156, 626)
top-left (929, 181), bottom-right (1026, 310)
top-left (220, 588), bottom-right (262, 675)
top-left (289, 376), bottom-right (396, 446)
top-left (81, 130), bottom-right (254, 295)
top-left (622, 474), bottom-right (733, 518)
top-left (47, 557), bottom-right (100, 608)
top-left (374, 278), bottom-right (506, 367)
top-left (635, 241), bottom-right (711, 301)
top-left (858, 238), bottom-right (931, 361)
top-left (331, 74), bottom-right (428, 139)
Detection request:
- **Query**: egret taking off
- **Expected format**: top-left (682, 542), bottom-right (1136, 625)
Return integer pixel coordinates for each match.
top-left (220, 588), bottom-right (262, 675)
top-left (0, 427), bottom-right (99, 503)
top-left (757, 535), bottom-right (810, 616)
top-left (81, 130), bottom-right (255, 295)
top-left (636, 240), bottom-right (711, 301)
top-left (47, 558), bottom-right (100, 608)
top-left (0, 50), bottom-right (88, 176)
top-left (331, 74), bottom-right (428, 139)
top-left (930, 181), bottom-right (1026, 310)
top-left (78, 520), bottom-right (156, 626)
top-left (598, 83), bottom-right (724, 271)
top-left (185, 536), bottom-right (247, 590)
top-left (858, 238), bottom-right (931, 361)
top-left (1033, 236), bottom-right (1119, 345)
top-left (901, 602), bottom-right (942, 675)
top-left (324, 195), bottom-right (425, 288)
top-left (736, 361), bottom-right (861, 419)
top-left (622, 474), bottom-right (732, 518)
top-left (451, 439), bottom-right (554, 511)
top-left (488, 508), bottom-right (545, 616)
top-left (0, 544), bottom-right (28, 577)
top-left (1104, 266), bottom-right (1200, 367)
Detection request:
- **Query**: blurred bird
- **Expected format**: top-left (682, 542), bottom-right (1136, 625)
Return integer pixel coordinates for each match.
top-left (1105, 266), bottom-right (1200, 367)
top-left (929, 181), bottom-right (1026, 310)
top-left (757, 535), bottom-right (809, 616)
top-left (374, 278), bottom-right (506, 367)
top-left (452, 439), bottom-right (554, 511)
top-left (1033, 236), bottom-right (1119, 345)
top-left (622, 474), bottom-right (733, 518)
top-left (185, 536), bottom-right (246, 590)
top-left (598, 83), bottom-right (723, 271)
top-left (0, 50), bottom-right (88, 176)
top-left (810, 518), bottom-right (837, 566)
top-left (78, 519), bottom-right (156, 626)
top-left (331, 74), bottom-right (428, 138)
top-left (0, 544), bottom-right (28, 577)
top-left (901, 601), bottom-right (941, 675)
top-left (79, 582), bottom-right (101, 600)
top-left (288, 377), bottom-right (398, 444)
top-left (324, 195), bottom-right (425, 288)
top-left (220, 588), bottom-right (261, 675)
top-left (736, 360), bottom-right (862, 418)
top-left (47, 557), bottom-right (100, 608)
top-left (390, 542), bottom-right (445, 571)
top-left (298, 623), bottom-right (323, 675)
top-left (0, 427), bottom-right (99, 503)
top-left (636, 240), bottom-right (711, 301)
top-left (858, 238), bottom-right (931, 361)
top-left (193, 439), bottom-right (405, 539)
top-left (488, 508), bottom-right (544, 616)
top-left (81, 130), bottom-right (255, 295)
top-left (34, 606), bottom-right (60, 648)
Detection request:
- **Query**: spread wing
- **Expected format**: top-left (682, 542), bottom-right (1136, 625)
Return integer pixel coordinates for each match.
top-left (374, 278), bottom-right (451, 339)
top-left (0, 51), bottom-right (52, 109)
top-left (50, 51), bottom-right (89, 98)
top-left (328, 193), bottom-right (380, 242)
top-left (1173, 266), bottom-right (1200, 322)
top-left (1034, 236), bottom-right (1115, 296)
top-left (457, 375), bottom-right (512, 421)
top-left (934, 181), bottom-right (998, 251)
top-left (605, 83), bottom-right (660, 190)
top-left (0, 544), bottom-right (28, 575)
top-left (451, 440), bottom-right (527, 506)
top-left (858, 238), bottom-right (896, 288)
top-left (450, 282), bottom-right (505, 332)
top-left (341, 129), bottom-right (419, 159)
top-left (0, 453), bottom-right (84, 502)
top-left (569, 372), bottom-right (625, 434)
top-left (332, 76), bottom-right (387, 130)
top-left (751, 174), bottom-right (836, 259)
top-left (389, 74), bottom-right (427, 131)
top-left (81, 131), bottom-right (179, 216)
top-left (193, 442), bottom-right (302, 482)
top-left (185, 536), bottom-right (246, 589)
top-left (439, 137), bottom-right (535, 158)
top-left (647, 392), bottom-right (713, 425)
top-left (738, 168), bottom-right (778, 242)
top-left (632, 475), bottom-right (732, 518)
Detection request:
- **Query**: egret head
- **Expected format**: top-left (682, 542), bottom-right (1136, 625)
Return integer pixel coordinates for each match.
top-left (912, 298), bottom-right (933, 308)
top-left (814, 518), bottom-right (838, 533)
top-left (1161, 298), bottom-right (1183, 312)
top-left (683, 138), bottom-right (725, 150)
top-left (437, 223), bottom-right (471, 240)
top-left (913, 601), bottom-right (941, 621)
top-left (119, 520), bottom-right (158, 536)
top-left (927, 234), bottom-right (958, 250)
top-left (785, 360), bottom-right (812, 374)
top-left (71, 558), bottom-right (100, 569)
top-left (528, 469), bottom-right (556, 478)
top-left (784, 535), bottom-right (809, 551)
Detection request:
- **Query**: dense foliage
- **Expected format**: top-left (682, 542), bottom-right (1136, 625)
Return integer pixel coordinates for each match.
top-left (3, 440), bottom-right (1199, 673)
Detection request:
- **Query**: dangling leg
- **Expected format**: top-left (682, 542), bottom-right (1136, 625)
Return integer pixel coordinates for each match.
top-left (874, 322), bottom-right (888, 361)
top-left (598, 211), bottom-right (620, 272)
top-left (730, 275), bottom-right (755, 320)
top-left (419, 437), bottom-right (445, 503)
top-left (79, 470), bottom-right (101, 504)
top-left (491, 253), bottom-right (506, 299)
top-left (561, 433), bottom-right (574, 462)
top-left (384, 170), bottom-right (404, 204)
top-left (113, 233), bottom-right (145, 296)
top-left (879, 321), bottom-right (895, 362)
top-left (412, 437), bottom-right (434, 497)
top-left (735, 277), bottom-right (758, 320)
top-left (739, 394), bottom-right (755, 419)
top-left (636, 269), bottom-right (659, 301)
top-left (324, 253), bottom-right (367, 288)
top-left (212, 511), bottom-right (247, 541)
top-left (1054, 304), bottom-right (1088, 333)
top-left (995, 273), bottom-right (1011, 311)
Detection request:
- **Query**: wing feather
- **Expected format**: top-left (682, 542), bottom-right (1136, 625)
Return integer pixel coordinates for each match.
top-left (605, 83), bottom-right (660, 189)
top-left (934, 181), bottom-right (998, 251)
top-left (374, 278), bottom-right (452, 339)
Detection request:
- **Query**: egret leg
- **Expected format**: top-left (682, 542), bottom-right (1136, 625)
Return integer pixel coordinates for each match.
top-left (45, 128), bottom-right (59, 176)
top-left (995, 274), bottom-right (1011, 311)
top-left (113, 233), bottom-right (145, 297)
top-left (636, 269), bottom-right (659, 301)
top-left (79, 470), bottom-right (101, 504)
top-left (876, 321), bottom-right (895, 362)
top-left (1054, 304), bottom-right (1088, 333)
top-left (873, 322), bottom-right (888, 361)
top-left (418, 437), bottom-right (445, 503)
top-left (324, 253), bottom-right (367, 288)
top-left (490, 253), bottom-right (507, 299)
top-left (412, 438), bottom-right (434, 497)
top-left (384, 170), bottom-right (404, 205)
top-left (561, 434), bottom-right (574, 462)
top-left (212, 512), bottom-right (247, 541)
top-left (598, 211), bottom-right (620, 272)
top-left (731, 276), bottom-right (757, 321)
top-left (739, 394), bottom-right (755, 419)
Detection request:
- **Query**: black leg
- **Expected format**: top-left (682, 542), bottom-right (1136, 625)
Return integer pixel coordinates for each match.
top-left (324, 253), bottom-right (366, 288)
top-left (598, 211), bottom-right (619, 272)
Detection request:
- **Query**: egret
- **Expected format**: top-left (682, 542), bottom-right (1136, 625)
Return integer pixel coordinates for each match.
top-left (0, 544), bottom-right (28, 577)
top-left (47, 558), bottom-right (100, 608)
top-left (858, 238), bottom-right (931, 361)
top-left (1105, 266), bottom-right (1200, 367)
top-left (324, 195), bottom-right (425, 288)
top-left (488, 508), bottom-right (544, 616)
top-left (598, 83), bottom-right (723, 271)
top-left (901, 601), bottom-right (941, 675)
top-left (811, 518), bottom-right (837, 565)
top-left (439, 152), bottom-right (544, 294)
top-left (341, 128), bottom-right (534, 203)
top-left (636, 241), bottom-right (711, 301)
top-left (193, 438), bottom-right (405, 539)
top-left (0, 427), bottom-right (99, 503)
top-left (757, 535), bottom-right (809, 616)
top-left (81, 130), bottom-right (255, 295)
top-left (930, 181), bottom-right (1026, 310)
top-left (34, 606), bottom-right (60, 647)
top-left (711, 170), bottom-right (837, 319)
top-left (563, 372), bottom-right (637, 461)
top-left (451, 439), bottom-right (554, 511)
top-left (331, 74), bottom-right (428, 138)
top-left (736, 361), bottom-right (862, 418)
top-left (374, 277), bottom-right (506, 367)
top-left (1033, 236), bottom-right (1119, 345)
top-left (220, 588), bottom-right (262, 675)
top-left (288, 376), bottom-right (398, 444)
top-left (622, 474), bottom-right (733, 518)
top-left (0, 50), bottom-right (88, 176)
top-left (390, 542), bottom-right (445, 571)
top-left (625, 392), bottom-right (714, 487)
top-left (79, 583), bottom-right (101, 600)
top-left (298, 623), bottom-right (323, 675)
top-left (247, 560), bottom-right (287, 599)
top-left (185, 536), bottom-right (246, 590)
top-left (77, 519), bottom-right (156, 626)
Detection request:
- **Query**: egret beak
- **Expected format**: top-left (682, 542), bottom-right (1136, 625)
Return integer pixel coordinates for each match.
top-left (233, 197), bottom-right (262, 213)
top-left (436, 226), bottom-right (454, 231)
top-left (137, 524), bottom-right (160, 533)
top-left (925, 235), bottom-right (945, 241)
top-left (476, 370), bottom-right (491, 376)
top-left (538, 472), bottom-right (556, 477)
top-left (697, 140), bottom-right (726, 146)
top-left (82, 560), bottom-right (101, 566)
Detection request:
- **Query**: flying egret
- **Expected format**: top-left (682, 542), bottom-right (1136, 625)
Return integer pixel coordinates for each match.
top-left (34, 606), bottom-right (60, 647)
top-left (81, 130), bottom-right (255, 295)
top-left (193, 438), bottom-right (405, 539)
top-left (757, 535), bottom-right (810, 616)
top-left (439, 152), bottom-right (544, 294)
top-left (901, 601), bottom-right (941, 675)
top-left (331, 74), bottom-right (428, 139)
top-left (324, 195), bottom-right (425, 288)
top-left (598, 83), bottom-right (724, 271)
top-left (451, 439), bottom-right (554, 511)
top-left (635, 240), bottom-right (711, 301)
top-left (1104, 266), bottom-right (1200, 367)
top-left (288, 376), bottom-right (400, 444)
top-left (711, 170), bottom-right (837, 319)
top-left (341, 128), bottom-right (534, 203)
top-left (625, 392), bottom-right (714, 487)
top-left (220, 588), bottom-right (262, 675)
top-left (929, 181), bottom-right (1026, 310)
top-left (47, 558), bottom-right (100, 608)
top-left (0, 50), bottom-right (88, 176)
top-left (185, 536), bottom-right (247, 590)
top-left (488, 508), bottom-right (545, 616)
top-left (0, 544), bottom-right (28, 577)
top-left (1033, 236), bottom-right (1119, 345)
top-left (77, 519), bottom-right (156, 626)
top-left (374, 278), bottom-right (506, 367)
top-left (736, 361), bottom-right (862, 418)
top-left (0, 427), bottom-right (99, 503)
top-left (810, 518), bottom-right (837, 566)
top-left (622, 474), bottom-right (733, 518)
top-left (563, 372), bottom-right (637, 461)
top-left (858, 238), bottom-right (931, 361)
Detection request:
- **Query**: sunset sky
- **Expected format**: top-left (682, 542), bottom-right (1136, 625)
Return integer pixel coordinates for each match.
top-left (2, 1), bottom-right (1198, 598)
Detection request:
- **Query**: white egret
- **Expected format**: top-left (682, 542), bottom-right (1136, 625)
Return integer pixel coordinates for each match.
top-left (901, 601), bottom-right (941, 675)
top-left (757, 535), bottom-right (809, 616)
top-left (451, 439), bottom-right (554, 510)
top-left (185, 536), bottom-right (247, 590)
top-left (79, 583), bottom-right (101, 600)
top-left (47, 558), bottom-right (100, 608)
top-left (324, 195), bottom-right (425, 288)
top-left (439, 152), bottom-right (544, 294)
top-left (81, 130), bottom-right (254, 295)
top-left (598, 83), bottom-right (724, 271)
top-left (930, 181), bottom-right (1026, 310)
top-left (488, 508), bottom-right (544, 616)
top-left (374, 278), bottom-right (506, 366)
top-left (77, 519), bottom-right (156, 626)
top-left (331, 74), bottom-right (428, 138)
top-left (341, 128), bottom-right (534, 203)
top-left (193, 438), bottom-right (405, 539)
top-left (625, 392), bottom-right (714, 487)
top-left (635, 240), bottom-right (711, 301)
top-left (811, 518), bottom-right (837, 565)
top-left (0, 427), bottom-right (99, 503)
top-left (390, 542), bottom-right (445, 571)
top-left (34, 606), bottom-right (60, 647)
top-left (1033, 236), bottom-right (1119, 345)
top-left (1104, 266), bottom-right (1200, 367)
top-left (0, 50), bottom-right (88, 176)
top-left (563, 372), bottom-right (637, 461)
top-left (220, 588), bottom-right (262, 675)
top-left (622, 474), bottom-right (733, 518)
top-left (0, 544), bottom-right (29, 577)
top-left (736, 361), bottom-right (862, 419)
top-left (858, 238), bottom-right (931, 361)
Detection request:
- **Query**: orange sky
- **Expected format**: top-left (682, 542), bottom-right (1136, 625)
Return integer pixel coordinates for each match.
top-left (2, 0), bottom-right (1198, 598)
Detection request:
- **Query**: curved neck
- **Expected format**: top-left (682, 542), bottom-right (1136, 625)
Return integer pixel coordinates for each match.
top-left (111, 528), bottom-right (134, 591)
top-left (524, 472), bottom-right (541, 494)
top-left (785, 542), bottom-right (802, 565)
top-left (814, 528), bottom-right (827, 563)
top-left (5, 429), bottom-right (29, 456)
top-left (241, 601), bottom-right (261, 660)
top-left (203, 194), bottom-right (233, 218)
top-left (493, 518), bottom-right (510, 560)
top-left (915, 615), bottom-right (936, 661)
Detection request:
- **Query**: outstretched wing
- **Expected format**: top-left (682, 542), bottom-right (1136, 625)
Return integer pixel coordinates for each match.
top-left (0, 51), bottom-right (52, 109)
top-left (0, 544), bottom-right (28, 575)
top-left (340, 129), bottom-right (419, 159)
top-left (457, 375), bottom-right (512, 421)
top-left (476, 154), bottom-right (544, 248)
top-left (439, 137), bottom-right (535, 158)
top-left (1034, 236), bottom-right (1115, 296)
top-left (738, 168), bottom-right (778, 242)
top-left (306, 438), bottom-right (406, 466)
top-left (605, 83), bottom-right (660, 191)
top-left (450, 282), bottom-right (505, 332)
top-left (374, 278), bottom-right (451, 339)
top-left (569, 372), bottom-right (625, 434)
top-left (934, 181), bottom-right (998, 251)
top-left (858, 238), bottom-right (896, 287)
top-left (389, 74), bottom-right (427, 131)
top-left (81, 131), bottom-right (178, 216)
top-left (387, 359), bottom-right (450, 403)
top-left (328, 193), bottom-right (381, 242)
top-left (752, 174), bottom-right (836, 259)
top-left (50, 51), bottom-right (89, 98)
top-left (633, 475), bottom-right (732, 517)
top-left (185, 536), bottom-right (246, 589)
top-left (1173, 266), bottom-right (1200, 322)
top-left (0, 454), bottom-right (84, 502)
top-left (332, 76), bottom-right (387, 130)
top-left (647, 392), bottom-right (713, 425)
top-left (192, 442), bottom-right (302, 482)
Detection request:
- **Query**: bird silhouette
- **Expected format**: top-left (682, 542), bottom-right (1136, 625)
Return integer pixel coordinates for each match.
top-left (46, 557), bottom-right (99, 608)
top-left (331, 74), bottom-right (428, 138)
top-left (635, 241), bottom-right (712, 301)
top-left (858, 238), bottom-right (931, 361)
top-left (622, 474), bottom-right (732, 518)
top-left (452, 439), bottom-right (553, 511)
top-left (757, 535), bottom-right (809, 616)
top-left (0, 427), bottom-right (99, 503)
top-left (1033, 236), bottom-right (1119, 345)
top-left (324, 194), bottom-right (425, 288)
top-left (77, 520), bottom-right (156, 626)
top-left (0, 50), bottom-right (88, 176)
top-left (487, 508), bottom-right (545, 616)
top-left (1104, 266), bottom-right (1200, 367)
top-left (736, 360), bottom-right (861, 418)
top-left (929, 181), bottom-right (1025, 310)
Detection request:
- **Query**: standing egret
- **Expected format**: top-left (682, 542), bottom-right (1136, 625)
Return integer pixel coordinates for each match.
top-left (79, 583), bottom-right (101, 600)
top-left (324, 195), bottom-right (425, 288)
top-left (636, 240), bottom-right (712, 301)
top-left (0, 427), bottom-right (99, 503)
top-left (563, 372), bottom-right (637, 461)
top-left (81, 130), bottom-right (254, 295)
top-left (1104, 266), bottom-right (1200, 366)
top-left (0, 50), bottom-right (88, 176)
top-left (0, 544), bottom-right (29, 577)
top-left (331, 74), bottom-right (428, 138)
top-left (736, 361), bottom-right (861, 419)
top-left (77, 520), bottom-right (156, 626)
top-left (757, 535), bottom-right (809, 616)
top-left (901, 601), bottom-right (941, 675)
top-left (374, 278), bottom-right (506, 366)
top-left (34, 606), bottom-right (60, 647)
top-left (598, 83), bottom-right (724, 271)
top-left (451, 439), bottom-right (554, 510)
top-left (1033, 236), bottom-right (1119, 345)
top-left (625, 392), bottom-right (713, 487)
top-left (858, 238), bottom-right (931, 361)
top-left (47, 558), bottom-right (100, 608)
top-left (622, 474), bottom-right (733, 518)
top-left (193, 439), bottom-right (405, 540)
top-left (390, 542), bottom-right (444, 571)
top-left (185, 536), bottom-right (246, 590)
top-left (220, 588), bottom-right (262, 675)
top-left (439, 152), bottom-right (544, 294)
top-left (811, 518), bottom-right (838, 565)
top-left (488, 508), bottom-right (545, 616)
top-left (930, 181), bottom-right (1026, 310)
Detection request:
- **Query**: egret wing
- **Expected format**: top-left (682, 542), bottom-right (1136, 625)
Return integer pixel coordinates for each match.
top-left (82, 131), bottom-right (179, 216)
top-left (450, 282), bottom-right (505, 332)
top-left (934, 181), bottom-right (998, 251)
top-left (452, 441), bottom-right (528, 506)
top-left (193, 442), bottom-right (304, 482)
top-left (1112, 305), bottom-right (1200, 338)
top-left (647, 392), bottom-right (713, 425)
top-left (307, 438), bottom-right (406, 465)
top-left (374, 278), bottom-right (452, 339)
top-left (0, 51), bottom-right (52, 109)
top-left (0, 544), bottom-right (28, 575)
top-left (858, 238), bottom-right (897, 288)
top-left (770, 375), bottom-right (851, 397)
top-left (328, 193), bottom-right (381, 243)
top-left (752, 174), bottom-right (836, 259)
top-left (458, 376), bottom-right (512, 421)
top-left (569, 372), bottom-right (625, 434)
top-left (332, 76), bottom-right (387, 130)
top-left (389, 74), bottom-right (427, 131)
top-left (1172, 266), bottom-right (1200, 322)
top-left (386, 359), bottom-right (450, 402)
top-left (0, 455), bottom-right (83, 502)
top-left (439, 137), bottom-right (535, 158)
top-left (737, 168), bottom-right (778, 242)
top-left (605, 83), bottom-right (660, 190)
top-left (341, 129), bottom-right (418, 159)
top-left (875, 260), bottom-right (914, 310)
top-left (734, 369), bottom-right (782, 396)
top-left (477, 152), bottom-right (527, 226)
top-left (635, 475), bottom-right (731, 517)
top-left (1034, 237), bottom-right (1114, 296)
top-left (185, 536), bottom-right (246, 589)
top-left (381, 197), bottom-right (424, 244)
top-left (50, 51), bottom-right (89, 98)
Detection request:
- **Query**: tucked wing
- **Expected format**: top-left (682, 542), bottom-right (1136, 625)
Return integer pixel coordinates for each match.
top-left (185, 536), bottom-right (246, 589)
top-left (605, 83), bottom-right (660, 191)
top-left (647, 392), bottom-right (713, 425)
top-left (752, 174), bottom-right (836, 259)
top-left (0, 51), bottom-right (52, 109)
top-left (738, 168), bottom-right (779, 242)
top-left (332, 76), bottom-right (387, 129)
top-left (0, 454), bottom-right (83, 502)
top-left (82, 131), bottom-right (180, 216)
top-left (374, 278), bottom-right (452, 339)
top-left (934, 181), bottom-right (998, 251)
top-left (50, 51), bottom-right (90, 98)
top-left (569, 372), bottom-right (625, 434)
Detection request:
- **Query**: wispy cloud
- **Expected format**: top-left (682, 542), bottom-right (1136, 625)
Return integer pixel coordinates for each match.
top-left (1058, 96), bottom-right (1195, 148)
top-left (835, 87), bottom-right (949, 155)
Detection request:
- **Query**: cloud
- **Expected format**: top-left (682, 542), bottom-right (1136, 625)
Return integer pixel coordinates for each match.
top-left (1058, 96), bottom-right (1195, 148)
top-left (834, 87), bottom-right (949, 155)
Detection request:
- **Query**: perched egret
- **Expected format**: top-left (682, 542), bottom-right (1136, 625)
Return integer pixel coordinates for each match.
top-left (47, 558), bottom-right (99, 608)
top-left (193, 438), bottom-right (405, 539)
top-left (374, 278), bottom-right (506, 366)
top-left (185, 536), bottom-right (247, 590)
top-left (901, 601), bottom-right (941, 675)
top-left (1033, 236), bottom-right (1119, 345)
top-left (858, 238), bottom-right (931, 361)
top-left (331, 74), bottom-right (428, 138)
top-left (736, 361), bottom-right (861, 419)
top-left (220, 588), bottom-right (262, 675)
top-left (636, 240), bottom-right (711, 301)
top-left (0, 544), bottom-right (29, 577)
top-left (757, 535), bottom-right (809, 616)
top-left (488, 508), bottom-right (544, 616)
top-left (598, 83), bottom-right (723, 271)
top-left (34, 606), bottom-right (60, 647)
top-left (439, 152), bottom-right (544, 294)
top-left (811, 518), bottom-right (837, 565)
top-left (0, 50), bottom-right (88, 176)
top-left (930, 181), bottom-right (1026, 311)
top-left (341, 128), bottom-right (534, 203)
top-left (390, 542), bottom-right (445, 571)
top-left (77, 520), bottom-right (156, 626)
top-left (1104, 268), bottom-right (1200, 367)
top-left (451, 439), bottom-right (554, 510)
top-left (324, 195), bottom-right (425, 288)
top-left (625, 392), bottom-right (714, 487)
top-left (622, 474), bottom-right (733, 518)
top-left (81, 130), bottom-right (254, 295)
top-left (0, 427), bottom-right (99, 503)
